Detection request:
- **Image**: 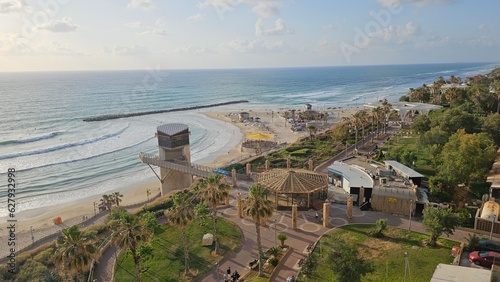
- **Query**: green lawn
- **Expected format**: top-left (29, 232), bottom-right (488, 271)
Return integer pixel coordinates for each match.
top-left (299, 225), bottom-right (457, 282)
top-left (114, 217), bottom-right (242, 282)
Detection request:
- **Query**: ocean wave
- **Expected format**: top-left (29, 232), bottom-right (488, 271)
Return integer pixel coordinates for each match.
top-left (0, 126), bottom-right (128, 160)
top-left (0, 131), bottom-right (62, 145)
top-left (11, 135), bottom-right (154, 172)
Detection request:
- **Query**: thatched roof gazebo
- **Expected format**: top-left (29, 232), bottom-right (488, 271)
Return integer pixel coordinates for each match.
top-left (256, 168), bottom-right (328, 210)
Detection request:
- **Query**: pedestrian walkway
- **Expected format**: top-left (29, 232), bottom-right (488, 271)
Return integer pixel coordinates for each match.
top-left (197, 180), bottom-right (477, 282)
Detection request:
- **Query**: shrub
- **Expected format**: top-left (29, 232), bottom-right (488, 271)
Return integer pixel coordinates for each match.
top-left (15, 259), bottom-right (48, 282)
top-left (465, 234), bottom-right (480, 252)
top-left (373, 218), bottom-right (388, 238)
top-left (268, 256), bottom-right (279, 267)
top-left (34, 248), bottom-right (56, 267)
top-left (268, 246), bottom-right (280, 257)
top-left (290, 149), bottom-right (311, 157)
top-left (285, 146), bottom-right (302, 152)
top-left (278, 233), bottom-right (288, 247)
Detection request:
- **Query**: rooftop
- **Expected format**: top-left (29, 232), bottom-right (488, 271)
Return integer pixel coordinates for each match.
top-left (157, 123), bottom-right (189, 136)
top-left (430, 264), bottom-right (490, 282)
top-left (384, 160), bottom-right (424, 178)
top-left (328, 161), bottom-right (374, 188)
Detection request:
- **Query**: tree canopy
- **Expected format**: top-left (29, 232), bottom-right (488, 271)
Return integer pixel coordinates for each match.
top-left (422, 208), bottom-right (461, 247)
top-left (329, 238), bottom-right (373, 282)
top-left (437, 129), bottom-right (496, 189)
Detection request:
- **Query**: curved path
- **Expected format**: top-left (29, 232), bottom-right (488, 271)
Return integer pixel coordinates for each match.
top-left (197, 180), bottom-right (477, 282)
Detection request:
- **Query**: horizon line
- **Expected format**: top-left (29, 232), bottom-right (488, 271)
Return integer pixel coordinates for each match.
top-left (0, 61), bottom-right (498, 74)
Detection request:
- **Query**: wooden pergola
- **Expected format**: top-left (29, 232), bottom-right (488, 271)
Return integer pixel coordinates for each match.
top-left (256, 168), bottom-right (328, 210)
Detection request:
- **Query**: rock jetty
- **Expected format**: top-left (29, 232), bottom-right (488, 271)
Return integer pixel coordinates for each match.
top-left (83, 100), bottom-right (249, 122)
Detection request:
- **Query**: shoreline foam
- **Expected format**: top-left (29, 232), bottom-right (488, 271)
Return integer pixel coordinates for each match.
top-left (0, 106), bottom-right (359, 234)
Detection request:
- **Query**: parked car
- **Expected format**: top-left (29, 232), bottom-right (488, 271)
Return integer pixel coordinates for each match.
top-left (469, 251), bottom-right (500, 267)
top-left (476, 240), bottom-right (500, 253)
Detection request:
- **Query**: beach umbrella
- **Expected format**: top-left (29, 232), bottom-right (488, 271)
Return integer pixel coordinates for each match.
top-left (245, 132), bottom-right (275, 140)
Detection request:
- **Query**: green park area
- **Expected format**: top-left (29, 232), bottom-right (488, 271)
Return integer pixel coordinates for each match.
top-left (299, 224), bottom-right (457, 282)
top-left (114, 218), bottom-right (242, 282)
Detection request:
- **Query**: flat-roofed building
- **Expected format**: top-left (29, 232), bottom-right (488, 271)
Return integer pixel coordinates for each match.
top-left (328, 161), bottom-right (374, 205)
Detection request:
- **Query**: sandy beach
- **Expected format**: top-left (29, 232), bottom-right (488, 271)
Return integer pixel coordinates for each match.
top-left (0, 106), bottom-right (360, 240)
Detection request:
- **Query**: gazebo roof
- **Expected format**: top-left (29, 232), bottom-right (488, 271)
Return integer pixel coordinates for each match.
top-left (256, 168), bottom-right (328, 194)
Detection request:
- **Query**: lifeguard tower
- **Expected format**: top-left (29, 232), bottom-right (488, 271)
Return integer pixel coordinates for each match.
top-left (140, 123), bottom-right (214, 196)
top-left (156, 124), bottom-right (193, 194)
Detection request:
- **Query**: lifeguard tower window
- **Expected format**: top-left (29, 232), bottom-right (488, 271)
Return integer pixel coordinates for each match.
top-left (156, 124), bottom-right (190, 148)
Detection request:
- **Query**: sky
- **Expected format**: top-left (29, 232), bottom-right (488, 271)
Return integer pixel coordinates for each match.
top-left (0, 0), bottom-right (499, 71)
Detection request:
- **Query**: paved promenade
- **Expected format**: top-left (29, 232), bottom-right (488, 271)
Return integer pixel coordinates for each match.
top-left (196, 179), bottom-right (477, 282)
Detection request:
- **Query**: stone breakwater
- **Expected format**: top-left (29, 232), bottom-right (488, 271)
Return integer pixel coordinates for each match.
top-left (82, 100), bottom-right (249, 122)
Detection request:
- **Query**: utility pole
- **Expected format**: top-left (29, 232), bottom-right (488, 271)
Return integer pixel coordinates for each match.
top-left (491, 214), bottom-right (497, 240)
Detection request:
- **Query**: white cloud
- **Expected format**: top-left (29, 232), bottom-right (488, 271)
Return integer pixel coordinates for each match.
top-left (377, 0), bottom-right (458, 7)
top-left (141, 29), bottom-right (167, 36)
top-left (36, 41), bottom-right (83, 55)
top-left (175, 45), bottom-right (213, 55)
top-left (186, 13), bottom-right (205, 21)
top-left (255, 18), bottom-right (293, 36)
top-left (0, 0), bottom-right (27, 14)
top-left (155, 18), bottom-right (166, 26)
top-left (125, 21), bottom-right (142, 28)
top-left (469, 36), bottom-right (494, 47)
top-left (323, 24), bottom-right (336, 31)
top-left (127, 0), bottom-right (154, 11)
top-left (198, 0), bottom-right (283, 17)
top-left (222, 38), bottom-right (284, 53)
top-left (198, 0), bottom-right (237, 10)
top-left (0, 33), bottom-right (30, 54)
top-left (415, 36), bottom-right (454, 49)
top-left (103, 44), bottom-right (149, 56)
top-left (478, 23), bottom-right (486, 31)
top-left (250, 0), bottom-right (281, 17)
top-left (397, 22), bottom-right (422, 37)
top-left (368, 22), bottom-right (421, 43)
top-left (35, 17), bottom-right (78, 33)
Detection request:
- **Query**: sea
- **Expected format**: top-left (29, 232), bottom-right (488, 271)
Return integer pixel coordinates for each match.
top-left (0, 62), bottom-right (497, 218)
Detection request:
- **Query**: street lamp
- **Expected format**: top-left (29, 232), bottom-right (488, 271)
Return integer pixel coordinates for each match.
top-left (30, 226), bottom-right (34, 245)
top-left (490, 214), bottom-right (497, 240)
top-left (404, 252), bottom-right (410, 282)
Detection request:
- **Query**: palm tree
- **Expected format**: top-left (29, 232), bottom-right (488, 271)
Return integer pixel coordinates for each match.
top-left (351, 112), bottom-right (362, 149)
top-left (54, 225), bottom-right (99, 276)
top-left (166, 192), bottom-right (195, 275)
top-left (306, 124), bottom-right (318, 140)
top-left (321, 111), bottom-right (329, 126)
top-left (100, 194), bottom-right (113, 212)
top-left (242, 184), bottom-right (274, 277)
top-left (195, 174), bottom-right (230, 255)
top-left (372, 107), bottom-right (382, 139)
top-left (112, 212), bottom-right (152, 282)
top-left (381, 99), bottom-right (392, 133)
top-left (354, 110), bottom-right (368, 147)
top-left (112, 191), bottom-right (123, 207)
